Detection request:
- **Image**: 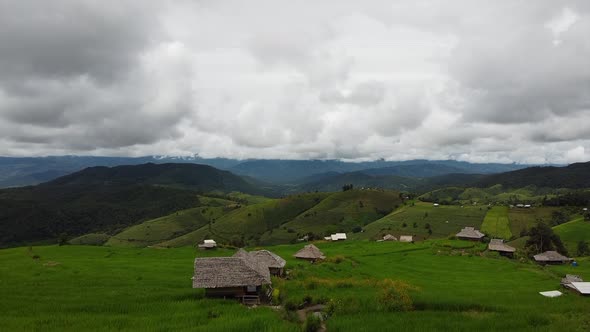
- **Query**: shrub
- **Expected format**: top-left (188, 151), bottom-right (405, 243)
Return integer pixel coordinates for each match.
top-left (272, 288), bottom-right (281, 304)
top-left (284, 300), bottom-right (298, 311)
top-left (303, 314), bottom-right (322, 332)
top-left (377, 279), bottom-right (414, 312)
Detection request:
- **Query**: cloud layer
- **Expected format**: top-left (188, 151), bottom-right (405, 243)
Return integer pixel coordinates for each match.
top-left (0, 0), bottom-right (589, 164)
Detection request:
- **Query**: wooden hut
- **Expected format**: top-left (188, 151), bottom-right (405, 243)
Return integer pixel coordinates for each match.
top-left (198, 239), bottom-right (217, 250)
top-left (488, 239), bottom-right (516, 257)
top-left (456, 227), bottom-right (485, 241)
top-left (533, 251), bottom-right (573, 265)
top-left (192, 253), bottom-right (271, 304)
top-left (248, 250), bottom-right (286, 276)
top-left (294, 244), bottom-right (325, 262)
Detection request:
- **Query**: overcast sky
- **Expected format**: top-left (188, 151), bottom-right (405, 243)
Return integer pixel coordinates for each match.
top-left (0, 1), bottom-right (589, 164)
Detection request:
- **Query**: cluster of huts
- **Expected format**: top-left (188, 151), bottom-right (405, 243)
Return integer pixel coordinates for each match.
top-left (192, 244), bottom-right (325, 304)
top-left (194, 221), bottom-right (587, 304)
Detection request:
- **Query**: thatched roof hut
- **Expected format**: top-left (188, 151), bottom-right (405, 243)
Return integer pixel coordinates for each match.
top-left (250, 250), bottom-right (286, 269)
top-left (488, 239), bottom-right (516, 254)
top-left (383, 234), bottom-right (397, 241)
top-left (294, 244), bottom-right (325, 261)
top-left (533, 251), bottom-right (572, 264)
top-left (456, 227), bottom-right (485, 241)
top-left (192, 256), bottom-right (271, 289)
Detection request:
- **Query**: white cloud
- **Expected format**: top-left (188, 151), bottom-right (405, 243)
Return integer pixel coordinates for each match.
top-left (0, 0), bottom-right (589, 164)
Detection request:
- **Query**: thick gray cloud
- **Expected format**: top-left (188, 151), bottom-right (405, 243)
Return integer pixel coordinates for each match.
top-left (0, 0), bottom-right (589, 164)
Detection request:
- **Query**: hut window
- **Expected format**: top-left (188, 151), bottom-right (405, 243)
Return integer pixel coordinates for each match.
top-left (247, 285), bottom-right (257, 292)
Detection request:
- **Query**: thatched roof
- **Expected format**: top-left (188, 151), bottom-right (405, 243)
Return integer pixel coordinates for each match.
top-left (249, 250), bottom-right (286, 269)
top-left (192, 256), bottom-right (271, 288)
top-left (456, 227), bottom-right (485, 239)
top-left (533, 251), bottom-right (572, 262)
top-left (294, 244), bottom-right (325, 260)
top-left (383, 234), bottom-right (397, 241)
top-left (488, 239), bottom-right (516, 253)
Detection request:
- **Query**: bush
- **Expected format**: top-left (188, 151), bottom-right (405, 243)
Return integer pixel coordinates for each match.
top-left (378, 279), bottom-right (414, 312)
top-left (303, 314), bottom-right (322, 332)
top-left (271, 288), bottom-right (281, 304)
top-left (284, 300), bottom-right (298, 311)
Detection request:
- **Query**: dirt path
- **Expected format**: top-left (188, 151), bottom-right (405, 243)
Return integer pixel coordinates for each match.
top-left (296, 304), bottom-right (326, 331)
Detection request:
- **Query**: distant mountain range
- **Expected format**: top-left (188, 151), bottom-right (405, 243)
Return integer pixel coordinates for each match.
top-left (0, 155), bottom-right (535, 188)
top-left (1, 160), bottom-right (589, 248)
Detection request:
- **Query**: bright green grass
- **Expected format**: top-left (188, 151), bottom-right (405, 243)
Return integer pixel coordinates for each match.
top-left (359, 202), bottom-right (487, 241)
top-left (553, 218), bottom-right (590, 255)
top-left (508, 207), bottom-right (560, 236)
top-left (2, 241), bottom-right (589, 331)
top-left (481, 206), bottom-right (512, 239)
top-left (261, 189), bottom-right (402, 244)
top-left (105, 206), bottom-right (230, 247)
top-left (0, 245), bottom-right (298, 331)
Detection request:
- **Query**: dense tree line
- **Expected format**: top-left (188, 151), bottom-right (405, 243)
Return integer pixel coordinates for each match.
top-left (0, 184), bottom-right (200, 247)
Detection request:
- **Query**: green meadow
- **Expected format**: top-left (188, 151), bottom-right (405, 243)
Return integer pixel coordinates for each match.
top-left (2, 240), bottom-right (589, 331)
top-left (481, 206), bottom-right (512, 239)
top-left (359, 202), bottom-right (487, 240)
top-left (553, 218), bottom-right (590, 255)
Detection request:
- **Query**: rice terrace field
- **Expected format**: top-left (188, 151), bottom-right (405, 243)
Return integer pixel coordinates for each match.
top-left (481, 206), bottom-right (512, 239)
top-left (2, 240), bottom-right (589, 331)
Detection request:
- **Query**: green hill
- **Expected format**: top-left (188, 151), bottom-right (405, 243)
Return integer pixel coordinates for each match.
top-left (508, 207), bottom-right (561, 236)
top-left (359, 201), bottom-right (487, 241)
top-left (553, 218), bottom-right (590, 255)
top-left (476, 162), bottom-right (590, 189)
top-left (158, 192), bottom-right (330, 247)
top-left (0, 183), bottom-right (200, 248)
top-left (106, 205), bottom-right (234, 248)
top-left (47, 163), bottom-right (266, 194)
top-left (68, 233), bottom-right (111, 246)
top-left (260, 189), bottom-right (403, 244)
top-left (419, 185), bottom-right (557, 205)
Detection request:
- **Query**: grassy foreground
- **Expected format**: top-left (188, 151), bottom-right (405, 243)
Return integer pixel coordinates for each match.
top-left (1, 241), bottom-right (589, 331)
